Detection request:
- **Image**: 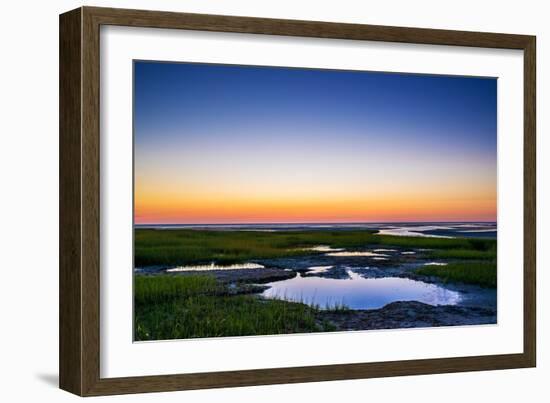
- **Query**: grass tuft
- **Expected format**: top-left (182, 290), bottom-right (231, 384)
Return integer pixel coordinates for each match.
top-left (415, 262), bottom-right (496, 288)
top-left (134, 275), bottom-right (220, 305)
top-left (134, 275), bottom-right (326, 340)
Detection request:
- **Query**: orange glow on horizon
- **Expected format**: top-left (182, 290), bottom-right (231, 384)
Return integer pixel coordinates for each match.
top-left (134, 189), bottom-right (496, 224)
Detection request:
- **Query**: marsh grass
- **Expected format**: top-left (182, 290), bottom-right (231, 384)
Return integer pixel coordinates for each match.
top-left (134, 230), bottom-right (497, 339)
top-left (415, 261), bottom-right (497, 288)
top-left (134, 275), bottom-right (327, 340)
top-left (134, 275), bottom-right (221, 305)
top-left (135, 229), bottom-right (496, 266)
top-left (428, 249), bottom-right (496, 260)
top-left (264, 289), bottom-right (350, 312)
top-left (134, 229), bottom-right (376, 266)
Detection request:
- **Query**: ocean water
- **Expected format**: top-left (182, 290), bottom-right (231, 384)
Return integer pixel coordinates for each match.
top-left (135, 222), bottom-right (497, 239)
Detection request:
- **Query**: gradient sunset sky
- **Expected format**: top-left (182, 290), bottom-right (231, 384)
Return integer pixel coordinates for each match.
top-left (134, 61), bottom-right (497, 224)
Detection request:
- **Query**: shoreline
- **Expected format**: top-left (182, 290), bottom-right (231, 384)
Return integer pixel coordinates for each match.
top-left (134, 252), bottom-right (497, 335)
top-left (134, 229), bottom-right (497, 340)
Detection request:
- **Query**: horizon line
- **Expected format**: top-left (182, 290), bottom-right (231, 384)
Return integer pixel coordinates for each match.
top-left (134, 220), bottom-right (497, 226)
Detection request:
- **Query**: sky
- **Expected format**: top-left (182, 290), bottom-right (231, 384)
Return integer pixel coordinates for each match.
top-left (134, 61), bottom-right (497, 224)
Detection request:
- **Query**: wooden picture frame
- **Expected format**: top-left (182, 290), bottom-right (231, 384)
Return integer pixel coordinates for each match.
top-left (59, 6), bottom-right (536, 396)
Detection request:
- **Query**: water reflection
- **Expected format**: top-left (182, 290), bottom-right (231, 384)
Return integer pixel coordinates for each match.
top-left (261, 270), bottom-right (461, 310)
top-left (307, 266), bottom-right (333, 274)
top-left (166, 262), bottom-right (264, 272)
top-left (325, 251), bottom-right (388, 257)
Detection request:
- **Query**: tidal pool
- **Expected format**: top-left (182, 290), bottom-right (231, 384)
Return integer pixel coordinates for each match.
top-left (261, 270), bottom-right (461, 310)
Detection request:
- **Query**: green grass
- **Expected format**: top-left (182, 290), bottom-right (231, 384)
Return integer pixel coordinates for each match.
top-left (428, 249), bottom-right (496, 260)
top-left (415, 262), bottom-right (497, 288)
top-left (134, 275), bottom-right (327, 340)
top-left (135, 228), bottom-right (497, 266)
top-left (134, 275), bottom-right (221, 305)
top-left (427, 238), bottom-right (497, 260)
top-left (134, 229), bottom-right (376, 266)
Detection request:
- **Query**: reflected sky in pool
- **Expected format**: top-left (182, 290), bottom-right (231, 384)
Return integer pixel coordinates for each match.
top-left (261, 270), bottom-right (461, 310)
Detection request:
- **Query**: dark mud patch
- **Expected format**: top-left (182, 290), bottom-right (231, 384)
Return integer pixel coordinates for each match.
top-left (317, 301), bottom-right (496, 331)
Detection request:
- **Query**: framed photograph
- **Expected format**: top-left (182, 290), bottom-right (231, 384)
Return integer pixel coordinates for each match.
top-left (59, 6), bottom-right (536, 396)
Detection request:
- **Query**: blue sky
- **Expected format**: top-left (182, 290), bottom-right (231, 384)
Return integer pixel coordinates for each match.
top-left (134, 61), bottom-right (497, 224)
